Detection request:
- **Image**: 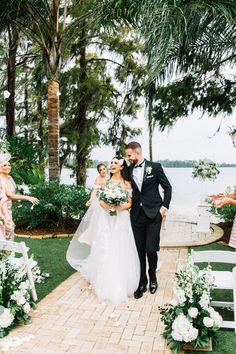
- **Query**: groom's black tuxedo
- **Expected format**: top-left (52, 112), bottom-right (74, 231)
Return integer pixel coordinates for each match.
top-left (128, 160), bottom-right (172, 288)
top-left (129, 160), bottom-right (172, 221)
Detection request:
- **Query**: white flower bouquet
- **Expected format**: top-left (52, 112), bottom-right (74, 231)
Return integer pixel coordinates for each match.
top-left (98, 182), bottom-right (129, 216)
top-left (192, 159), bottom-right (220, 181)
top-left (0, 253), bottom-right (49, 337)
top-left (159, 255), bottom-right (222, 353)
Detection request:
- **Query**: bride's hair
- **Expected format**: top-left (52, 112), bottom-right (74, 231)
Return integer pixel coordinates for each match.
top-left (110, 156), bottom-right (130, 182)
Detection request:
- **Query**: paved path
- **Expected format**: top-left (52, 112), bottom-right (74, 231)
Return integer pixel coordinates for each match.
top-left (1, 216), bottom-right (224, 353)
top-left (0, 248), bottom-right (188, 354)
top-left (161, 213), bottom-right (223, 247)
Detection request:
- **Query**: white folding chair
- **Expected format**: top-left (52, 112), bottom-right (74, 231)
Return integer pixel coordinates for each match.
top-left (192, 250), bottom-right (236, 332)
top-left (0, 240), bottom-right (37, 301)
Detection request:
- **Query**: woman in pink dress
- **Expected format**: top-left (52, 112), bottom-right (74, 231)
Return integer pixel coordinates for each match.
top-left (0, 152), bottom-right (38, 240)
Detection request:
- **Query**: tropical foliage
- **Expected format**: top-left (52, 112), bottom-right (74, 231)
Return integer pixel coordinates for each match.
top-left (13, 181), bottom-right (90, 229)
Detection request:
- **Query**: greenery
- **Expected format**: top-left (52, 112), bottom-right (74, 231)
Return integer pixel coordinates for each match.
top-left (210, 204), bottom-right (236, 224)
top-left (209, 185), bottom-right (236, 223)
top-left (160, 255), bottom-right (222, 353)
top-left (7, 136), bottom-right (46, 185)
top-left (192, 159), bottom-right (220, 181)
top-left (0, 253), bottom-right (36, 337)
top-left (15, 237), bottom-right (75, 302)
top-left (1, 1), bottom-right (236, 178)
top-left (188, 243), bottom-right (236, 354)
top-left (12, 182), bottom-right (90, 229)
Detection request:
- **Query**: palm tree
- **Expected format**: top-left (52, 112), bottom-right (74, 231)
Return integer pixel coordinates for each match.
top-left (0, 0), bottom-right (67, 180)
top-left (100, 0), bottom-right (236, 76)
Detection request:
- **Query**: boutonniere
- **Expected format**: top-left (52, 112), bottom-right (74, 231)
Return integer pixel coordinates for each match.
top-left (145, 166), bottom-right (152, 176)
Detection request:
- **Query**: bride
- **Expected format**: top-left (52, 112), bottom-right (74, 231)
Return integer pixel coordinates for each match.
top-left (66, 157), bottom-right (140, 305)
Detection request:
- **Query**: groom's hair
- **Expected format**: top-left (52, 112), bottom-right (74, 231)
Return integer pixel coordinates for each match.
top-left (125, 141), bottom-right (141, 150)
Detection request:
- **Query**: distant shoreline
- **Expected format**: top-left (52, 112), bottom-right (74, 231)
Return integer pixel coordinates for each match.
top-left (89, 160), bottom-right (236, 168)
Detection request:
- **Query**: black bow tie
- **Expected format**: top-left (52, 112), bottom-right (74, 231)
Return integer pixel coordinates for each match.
top-left (134, 162), bottom-right (144, 168)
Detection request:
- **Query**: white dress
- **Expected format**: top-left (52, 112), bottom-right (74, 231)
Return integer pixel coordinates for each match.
top-left (66, 186), bottom-right (140, 305)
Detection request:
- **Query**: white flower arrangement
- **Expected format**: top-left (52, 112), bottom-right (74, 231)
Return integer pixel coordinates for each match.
top-left (192, 159), bottom-right (220, 181)
top-left (98, 182), bottom-right (129, 216)
top-left (159, 255), bottom-right (222, 353)
top-left (0, 253), bottom-right (49, 337)
top-left (145, 166), bottom-right (152, 175)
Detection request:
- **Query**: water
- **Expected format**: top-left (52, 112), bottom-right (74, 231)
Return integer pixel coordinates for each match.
top-left (61, 167), bottom-right (236, 217)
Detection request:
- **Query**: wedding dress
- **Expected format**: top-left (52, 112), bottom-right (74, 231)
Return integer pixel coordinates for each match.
top-left (66, 186), bottom-right (140, 305)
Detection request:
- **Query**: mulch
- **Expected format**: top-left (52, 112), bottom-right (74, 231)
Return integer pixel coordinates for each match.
top-left (15, 225), bottom-right (77, 236)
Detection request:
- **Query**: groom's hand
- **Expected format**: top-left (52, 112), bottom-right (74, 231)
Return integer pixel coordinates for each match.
top-left (160, 207), bottom-right (167, 218)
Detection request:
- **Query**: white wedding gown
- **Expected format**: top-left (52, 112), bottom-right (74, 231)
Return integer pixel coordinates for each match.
top-left (66, 197), bottom-right (140, 305)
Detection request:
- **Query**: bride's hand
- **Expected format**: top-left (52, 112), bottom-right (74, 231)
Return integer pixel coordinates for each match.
top-left (100, 201), bottom-right (114, 210)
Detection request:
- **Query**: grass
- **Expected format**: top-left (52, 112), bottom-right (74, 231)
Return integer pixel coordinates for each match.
top-left (188, 242), bottom-right (236, 354)
top-left (16, 236), bottom-right (75, 302)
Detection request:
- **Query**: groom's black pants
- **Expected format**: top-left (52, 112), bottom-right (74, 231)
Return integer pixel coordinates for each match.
top-left (131, 207), bottom-right (162, 287)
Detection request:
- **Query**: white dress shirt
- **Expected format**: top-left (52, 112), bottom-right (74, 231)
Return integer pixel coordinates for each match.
top-left (132, 160), bottom-right (145, 191)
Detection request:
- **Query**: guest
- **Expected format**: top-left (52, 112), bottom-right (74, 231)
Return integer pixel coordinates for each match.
top-left (211, 191), bottom-right (236, 248)
top-left (0, 180), bottom-right (14, 240)
top-left (86, 163), bottom-right (107, 206)
top-left (0, 152), bottom-right (39, 240)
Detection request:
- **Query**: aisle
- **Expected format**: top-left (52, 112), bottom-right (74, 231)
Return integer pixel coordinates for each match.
top-left (0, 248), bottom-right (187, 354)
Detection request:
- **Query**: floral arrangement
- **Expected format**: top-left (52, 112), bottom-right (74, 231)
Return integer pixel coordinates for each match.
top-left (227, 126), bottom-right (236, 147)
top-left (192, 159), bottom-right (220, 181)
top-left (159, 255), bottom-right (222, 354)
top-left (98, 182), bottom-right (129, 215)
top-left (0, 253), bottom-right (49, 337)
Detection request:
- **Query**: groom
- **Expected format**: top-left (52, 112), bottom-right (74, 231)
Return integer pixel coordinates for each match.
top-left (125, 142), bottom-right (172, 299)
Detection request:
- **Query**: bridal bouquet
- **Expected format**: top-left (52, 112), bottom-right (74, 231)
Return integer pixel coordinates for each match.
top-left (0, 253), bottom-right (49, 337)
top-left (192, 159), bottom-right (220, 181)
top-left (159, 255), bottom-right (222, 353)
top-left (98, 182), bottom-right (129, 216)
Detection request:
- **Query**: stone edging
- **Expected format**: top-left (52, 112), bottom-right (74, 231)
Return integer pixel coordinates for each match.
top-left (15, 233), bottom-right (74, 239)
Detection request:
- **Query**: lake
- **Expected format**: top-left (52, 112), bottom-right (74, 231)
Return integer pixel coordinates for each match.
top-left (60, 167), bottom-right (236, 217)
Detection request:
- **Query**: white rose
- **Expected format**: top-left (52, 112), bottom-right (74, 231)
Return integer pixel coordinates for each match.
top-left (188, 307), bottom-right (198, 319)
top-left (23, 303), bottom-right (31, 314)
top-left (17, 296), bottom-right (26, 305)
top-left (175, 289), bottom-right (186, 305)
top-left (0, 308), bottom-right (14, 328)
top-left (199, 293), bottom-right (210, 310)
top-left (203, 317), bottom-right (214, 328)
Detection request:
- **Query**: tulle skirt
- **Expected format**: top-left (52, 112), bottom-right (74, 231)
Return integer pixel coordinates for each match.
top-left (66, 199), bottom-right (140, 305)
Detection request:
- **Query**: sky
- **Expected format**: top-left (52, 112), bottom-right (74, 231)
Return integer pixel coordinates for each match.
top-left (91, 110), bottom-right (236, 164)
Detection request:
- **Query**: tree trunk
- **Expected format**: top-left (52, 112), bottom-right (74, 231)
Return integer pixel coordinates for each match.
top-left (6, 26), bottom-right (19, 136)
top-left (48, 80), bottom-right (60, 180)
top-left (149, 125), bottom-right (153, 162)
top-left (37, 98), bottom-right (44, 149)
top-left (147, 81), bottom-right (155, 161)
top-left (75, 25), bottom-right (88, 185)
top-left (76, 147), bottom-right (87, 185)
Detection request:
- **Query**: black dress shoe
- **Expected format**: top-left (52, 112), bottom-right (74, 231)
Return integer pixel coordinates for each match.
top-left (149, 280), bottom-right (158, 294)
top-left (134, 285), bottom-right (147, 299)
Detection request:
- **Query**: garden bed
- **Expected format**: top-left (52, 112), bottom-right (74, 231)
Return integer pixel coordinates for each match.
top-left (15, 225), bottom-right (77, 237)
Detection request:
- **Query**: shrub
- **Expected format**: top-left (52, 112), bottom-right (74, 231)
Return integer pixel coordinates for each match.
top-left (12, 181), bottom-right (90, 229)
top-left (7, 136), bottom-right (46, 185)
top-left (210, 204), bottom-right (236, 224)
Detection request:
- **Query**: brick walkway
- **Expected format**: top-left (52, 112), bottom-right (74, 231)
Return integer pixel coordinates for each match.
top-left (1, 248), bottom-right (187, 354)
top-left (1, 212), bottom-right (223, 354)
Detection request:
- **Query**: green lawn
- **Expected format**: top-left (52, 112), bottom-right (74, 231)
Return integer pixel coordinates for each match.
top-left (188, 243), bottom-right (236, 354)
top-left (16, 237), bottom-right (75, 302)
